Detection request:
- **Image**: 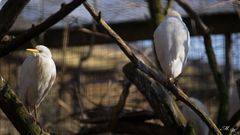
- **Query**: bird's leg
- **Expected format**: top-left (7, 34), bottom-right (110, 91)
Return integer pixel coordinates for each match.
top-left (27, 106), bottom-right (36, 122)
top-left (169, 77), bottom-right (181, 101)
top-left (34, 105), bottom-right (44, 134)
top-left (34, 105), bottom-right (38, 122)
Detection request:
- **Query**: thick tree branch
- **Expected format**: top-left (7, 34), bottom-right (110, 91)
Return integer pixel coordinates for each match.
top-left (0, 76), bottom-right (49, 135)
top-left (175, 0), bottom-right (228, 126)
top-left (148, 0), bottom-right (164, 25)
top-left (0, 0), bottom-right (86, 58)
top-left (83, 2), bottom-right (221, 135)
top-left (123, 63), bottom-right (187, 130)
top-left (0, 0), bottom-right (30, 40)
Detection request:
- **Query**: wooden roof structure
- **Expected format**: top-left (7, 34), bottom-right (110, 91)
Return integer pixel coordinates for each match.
top-left (2, 0), bottom-right (240, 48)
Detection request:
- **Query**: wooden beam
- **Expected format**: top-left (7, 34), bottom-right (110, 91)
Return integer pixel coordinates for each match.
top-left (10, 13), bottom-right (240, 48)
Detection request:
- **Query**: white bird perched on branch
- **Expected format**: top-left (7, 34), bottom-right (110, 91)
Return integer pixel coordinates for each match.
top-left (17, 45), bottom-right (56, 118)
top-left (179, 97), bottom-right (209, 135)
top-left (153, 9), bottom-right (190, 80)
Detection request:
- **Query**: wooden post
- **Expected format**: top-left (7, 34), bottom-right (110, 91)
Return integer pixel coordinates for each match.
top-left (225, 33), bottom-right (233, 90)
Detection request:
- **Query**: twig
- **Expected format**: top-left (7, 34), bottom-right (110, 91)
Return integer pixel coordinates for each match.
top-left (175, 0), bottom-right (228, 127)
top-left (73, 82), bottom-right (86, 118)
top-left (77, 87), bottom-right (102, 107)
top-left (110, 79), bottom-right (131, 130)
top-left (0, 0), bottom-right (30, 40)
top-left (57, 99), bottom-right (72, 113)
top-left (78, 27), bottom-right (110, 39)
top-left (79, 28), bottom-right (155, 68)
top-left (226, 109), bottom-right (240, 128)
top-left (80, 19), bottom-right (96, 62)
top-left (83, 1), bottom-right (221, 135)
top-left (0, 0), bottom-right (86, 58)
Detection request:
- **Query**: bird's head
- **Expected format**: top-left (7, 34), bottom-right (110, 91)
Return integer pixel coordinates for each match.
top-left (26, 45), bottom-right (52, 57)
top-left (166, 9), bottom-right (182, 20)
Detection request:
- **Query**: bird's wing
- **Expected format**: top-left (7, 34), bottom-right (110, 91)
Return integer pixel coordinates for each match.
top-left (170, 18), bottom-right (190, 78)
top-left (181, 98), bottom-right (209, 135)
top-left (153, 19), bottom-right (171, 71)
top-left (170, 17), bottom-right (190, 64)
top-left (36, 58), bottom-right (56, 107)
top-left (154, 17), bottom-right (190, 77)
top-left (17, 55), bottom-right (38, 106)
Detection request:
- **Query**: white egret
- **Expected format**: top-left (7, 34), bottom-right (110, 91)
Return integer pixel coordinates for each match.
top-left (17, 45), bottom-right (56, 118)
top-left (153, 9), bottom-right (190, 79)
top-left (179, 97), bottom-right (209, 135)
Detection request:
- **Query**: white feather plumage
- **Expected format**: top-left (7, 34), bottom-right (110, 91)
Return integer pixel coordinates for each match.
top-left (154, 9), bottom-right (190, 79)
top-left (180, 97), bottom-right (209, 135)
top-left (17, 45), bottom-right (56, 111)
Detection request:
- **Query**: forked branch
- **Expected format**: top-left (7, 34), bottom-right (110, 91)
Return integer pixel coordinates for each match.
top-left (175, 0), bottom-right (228, 126)
top-left (83, 2), bottom-right (221, 135)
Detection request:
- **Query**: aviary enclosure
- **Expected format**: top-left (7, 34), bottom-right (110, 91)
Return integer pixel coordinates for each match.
top-left (0, 0), bottom-right (240, 135)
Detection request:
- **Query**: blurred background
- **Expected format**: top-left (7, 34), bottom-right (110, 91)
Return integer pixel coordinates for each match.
top-left (0, 0), bottom-right (240, 134)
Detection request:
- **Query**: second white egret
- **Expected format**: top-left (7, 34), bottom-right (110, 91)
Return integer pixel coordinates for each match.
top-left (153, 9), bottom-right (190, 79)
top-left (179, 97), bottom-right (209, 135)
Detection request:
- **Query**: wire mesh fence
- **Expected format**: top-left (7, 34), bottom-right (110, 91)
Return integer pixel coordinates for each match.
top-left (0, 33), bottom-right (240, 134)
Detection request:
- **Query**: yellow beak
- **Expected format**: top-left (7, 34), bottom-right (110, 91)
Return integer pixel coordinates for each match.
top-left (26, 48), bottom-right (39, 53)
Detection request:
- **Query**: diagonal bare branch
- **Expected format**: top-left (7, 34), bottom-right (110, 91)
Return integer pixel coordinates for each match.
top-left (83, 1), bottom-right (221, 135)
top-left (0, 0), bottom-right (86, 58)
top-left (0, 0), bottom-right (30, 40)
